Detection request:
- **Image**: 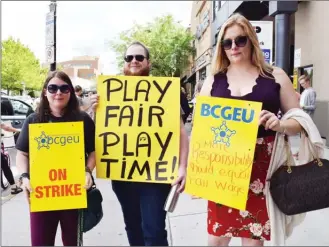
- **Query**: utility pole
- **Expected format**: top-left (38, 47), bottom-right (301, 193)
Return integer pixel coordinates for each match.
top-left (49, 0), bottom-right (57, 71)
top-left (269, 1), bottom-right (297, 75)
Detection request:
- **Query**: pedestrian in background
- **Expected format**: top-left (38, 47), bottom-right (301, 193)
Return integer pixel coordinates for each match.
top-left (75, 85), bottom-right (88, 111)
top-left (299, 75), bottom-right (316, 119)
top-left (1, 122), bottom-right (23, 195)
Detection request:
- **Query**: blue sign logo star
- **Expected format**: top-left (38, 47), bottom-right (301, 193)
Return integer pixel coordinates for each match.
top-left (35, 131), bottom-right (50, 150)
top-left (211, 121), bottom-right (236, 147)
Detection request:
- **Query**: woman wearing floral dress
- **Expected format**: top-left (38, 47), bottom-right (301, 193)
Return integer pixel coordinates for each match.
top-left (200, 14), bottom-right (303, 246)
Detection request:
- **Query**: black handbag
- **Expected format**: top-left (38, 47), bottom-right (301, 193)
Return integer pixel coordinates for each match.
top-left (83, 179), bottom-right (104, 233)
top-left (269, 134), bottom-right (329, 216)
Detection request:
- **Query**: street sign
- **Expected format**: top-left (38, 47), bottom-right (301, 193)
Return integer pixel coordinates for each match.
top-left (46, 46), bottom-right (54, 64)
top-left (250, 21), bottom-right (273, 64)
top-left (46, 11), bottom-right (55, 47)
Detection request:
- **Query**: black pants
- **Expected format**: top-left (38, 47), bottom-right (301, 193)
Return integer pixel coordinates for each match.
top-left (1, 152), bottom-right (15, 185)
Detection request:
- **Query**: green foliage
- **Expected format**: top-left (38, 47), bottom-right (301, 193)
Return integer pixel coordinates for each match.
top-left (1, 37), bottom-right (48, 92)
top-left (110, 15), bottom-right (195, 77)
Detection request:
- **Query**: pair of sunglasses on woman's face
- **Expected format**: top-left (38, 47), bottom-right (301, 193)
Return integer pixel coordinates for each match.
top-left (47, 84), bottom-right (70, 94)
top-left (124, 54), bottom-right (146, 63)
top-left (221, 35), bottom-right (248, 50)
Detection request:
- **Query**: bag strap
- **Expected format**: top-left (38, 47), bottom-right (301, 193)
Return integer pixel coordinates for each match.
top-left (283, 135), bottom-right (293, 173)
top-left (77, 210), bottom-right (84, 246)
top-left (301, 131), bottom-right (323, 166)
top-left (283, 132), bottom-right (323, 173)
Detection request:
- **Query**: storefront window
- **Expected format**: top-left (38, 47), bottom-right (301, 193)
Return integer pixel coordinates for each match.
top-left (215, 1), bottom-right (220, 10)
top-left (213, 1), bottom-right (221, 20)
top-left (199, 66), bottom-right (207, 82)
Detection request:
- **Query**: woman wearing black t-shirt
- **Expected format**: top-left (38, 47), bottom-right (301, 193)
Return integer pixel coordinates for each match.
top-left (15, 71), bottom-right (96, 246)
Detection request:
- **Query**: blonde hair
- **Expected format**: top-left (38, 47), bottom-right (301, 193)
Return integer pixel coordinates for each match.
top-left (298, 74), bottom-right (310, 83)
top-left (211, 13), bottom-right (273, 78)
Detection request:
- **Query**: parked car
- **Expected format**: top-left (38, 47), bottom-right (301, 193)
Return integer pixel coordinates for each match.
top-left (1, 96), bottom-right (34, 190)
top-left (13, 95), bottom-right (34, 107)
top-left (1, 95), bottom-right (34, 130)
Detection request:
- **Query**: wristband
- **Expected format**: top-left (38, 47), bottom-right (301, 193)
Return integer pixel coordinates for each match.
top-left (20, 173), bottom-right (30, 179)
top-left (85, 167), bottom-right (92, 174)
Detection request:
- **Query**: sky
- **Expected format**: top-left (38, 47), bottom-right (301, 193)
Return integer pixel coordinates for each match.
top-left (2, 1), bottom-right (193, 74)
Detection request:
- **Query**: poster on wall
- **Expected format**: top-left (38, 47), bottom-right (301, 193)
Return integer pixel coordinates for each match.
top-left (250, 21), bottom-right (273, 65)
top-left (294, 48), bottom-right (301, 68)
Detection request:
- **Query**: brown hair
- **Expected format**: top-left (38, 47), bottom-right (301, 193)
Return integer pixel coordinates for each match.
top-left (36, 71), bottom-right (80, 123)
top-left (212, 13), bottom-right (273, 78)
top-left (124, 41), bottom-right (150, 60)
top-left (74, 85), bottom-right (83, 93)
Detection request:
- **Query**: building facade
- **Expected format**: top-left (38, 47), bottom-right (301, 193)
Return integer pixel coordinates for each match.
top-left (193, 0), bottom-right (213, 86)
top-left (59, 56), bottom-right (100, 80)
top-left (180, 27), bottom-right (196, 101)
top-left (294, 1), bottom-right (329, 144)
top-left (181, 0), bottom-right (214, 101)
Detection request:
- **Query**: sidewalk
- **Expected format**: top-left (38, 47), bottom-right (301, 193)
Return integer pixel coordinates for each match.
top-left (1, 136), bottom-right (329, 246)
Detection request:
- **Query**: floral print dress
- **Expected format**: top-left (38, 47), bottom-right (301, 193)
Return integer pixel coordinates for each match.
top-left (207, 136), bottom-right (274, 241)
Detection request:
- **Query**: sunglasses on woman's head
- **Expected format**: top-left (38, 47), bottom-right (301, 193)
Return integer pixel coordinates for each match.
top-left (124, 55), bottom-right (146, 63)
top-left (221, 35), bottom-right (248, 50)
top-left (47, 84), bottom-right (70, 94)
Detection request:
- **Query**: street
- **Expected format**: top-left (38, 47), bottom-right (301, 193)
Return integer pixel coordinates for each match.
top-left (1, 123), bottom-right (329, 246)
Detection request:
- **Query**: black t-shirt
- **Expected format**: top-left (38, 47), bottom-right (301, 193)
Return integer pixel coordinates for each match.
top-left (16, 112), bottom-right (95, 157)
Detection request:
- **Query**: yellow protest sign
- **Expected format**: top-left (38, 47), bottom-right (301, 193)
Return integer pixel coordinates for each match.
top-left (95, 75), bottom-right (180, 183)
top-left (185, 96), bottom-right (262, 210)
top-left (293, 68), bottom-right (298, 90)
top-left (29, 122), bottom-right (86, 212)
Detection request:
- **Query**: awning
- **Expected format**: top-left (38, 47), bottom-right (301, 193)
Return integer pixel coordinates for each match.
top-left (186, 72), bottom-right (196, 83)
top-left (180, 75), bottom-right (187, 83)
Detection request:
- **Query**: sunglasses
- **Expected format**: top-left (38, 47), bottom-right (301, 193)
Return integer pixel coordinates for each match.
top-left (47, 84), bottom-right (70, 94)
top-left (124, 55), bottom-right (146, 63)
top-left (221, 36), bottom-right (248, 50)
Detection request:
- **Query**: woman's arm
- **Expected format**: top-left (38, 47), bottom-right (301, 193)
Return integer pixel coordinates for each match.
top-left (86, 151), bottom-right (96, 172)
top-left (1, 123), bottom-right (20, 133)
top-left (273, 67), bottom-right (303, 135)
top-left (16, 150), bottom-right (33, 196)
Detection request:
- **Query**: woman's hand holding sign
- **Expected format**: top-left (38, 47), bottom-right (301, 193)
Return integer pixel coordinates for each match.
top-left (259, 110), bottom-right (282, 132)
top-left (259, 109), bottom-right (302, 138)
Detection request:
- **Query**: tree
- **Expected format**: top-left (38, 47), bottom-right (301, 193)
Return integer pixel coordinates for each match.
top-left (2, 37), bottom-right (48, 93)
top-left (110, 15), bottom-right (195, 77)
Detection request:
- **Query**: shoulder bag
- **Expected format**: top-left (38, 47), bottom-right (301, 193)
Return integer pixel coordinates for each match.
top-left (83, 176), bottom-right (104, 232)
top-left (270, 134), bottom-right (329, 215)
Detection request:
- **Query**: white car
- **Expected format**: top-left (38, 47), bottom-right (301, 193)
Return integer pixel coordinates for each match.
top-left (13, 95), bottom-right (34, 106)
